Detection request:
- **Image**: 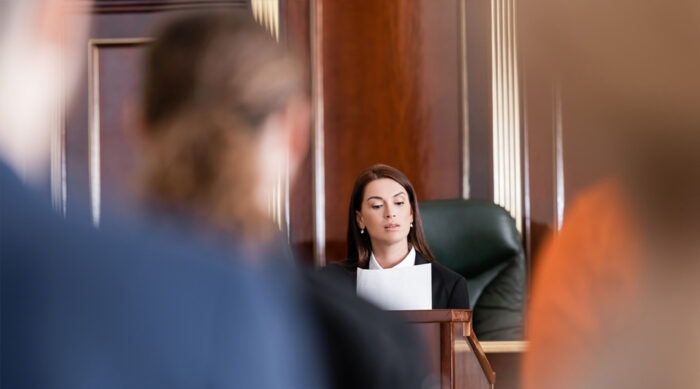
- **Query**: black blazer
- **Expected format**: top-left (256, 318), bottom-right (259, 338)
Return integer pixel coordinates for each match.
top-left (321, 252), bottom-right (470, 309)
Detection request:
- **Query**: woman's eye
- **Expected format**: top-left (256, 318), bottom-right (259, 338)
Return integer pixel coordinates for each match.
top-left (395, 201), bottom-right (405, 206)
top-left (371, 204), bottom-right (382, 209)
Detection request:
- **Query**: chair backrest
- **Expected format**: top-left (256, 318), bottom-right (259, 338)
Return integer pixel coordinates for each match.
top-left (419, 199), bottom-right (525, 340)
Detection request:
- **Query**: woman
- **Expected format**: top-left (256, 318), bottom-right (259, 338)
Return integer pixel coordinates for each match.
top-left (323, 164), bottom-right (470, 309)
top-left (137, 12), bottom-right (309, 250)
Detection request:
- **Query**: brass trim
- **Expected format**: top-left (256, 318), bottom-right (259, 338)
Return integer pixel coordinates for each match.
top-left (87, 38), bottom-right (154, 226)
top-left (480, 340), bottom-right (528, 353)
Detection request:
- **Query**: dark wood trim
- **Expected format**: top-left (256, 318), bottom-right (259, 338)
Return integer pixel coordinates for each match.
top-left (465, 0), bottom-right (494, 201)
top-left (441, 322), bottom-right (454, 389)
top-left (466, 324), bottom-right (497, 385)
top-left (403, 309), bottom-right (496, 387)
top-left (71, 0), bottom-right (248, 13)
top-left (403, 309), bottom-right (472, 323)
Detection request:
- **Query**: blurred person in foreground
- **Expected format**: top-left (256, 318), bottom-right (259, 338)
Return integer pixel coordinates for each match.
top-left (135, 13), bottom-right (429, 388)
top-left (520, 0), bottom-right (700, 388)
top-left (0, 1), bottom-right (323, 388)
top-left (137, 11), bottom-right (309, 248)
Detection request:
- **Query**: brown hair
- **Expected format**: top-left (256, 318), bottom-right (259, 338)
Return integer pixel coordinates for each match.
top-left (346, 164), bottom-right (435, 268)
top-left (139, 12), bottom-right (304, 238)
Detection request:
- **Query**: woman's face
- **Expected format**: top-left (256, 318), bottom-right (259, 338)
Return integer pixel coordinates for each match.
top-left (356, 178), bottom-right (414, 247)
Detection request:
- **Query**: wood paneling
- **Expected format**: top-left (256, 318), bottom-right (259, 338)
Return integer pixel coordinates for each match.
top-left (487, 352), bottom-right (522, 389)
top-left (519, 68), bottom-right (557, 274)
top-left (404, 309), bottom-right (495, 389)
top-left (73, 0), bottom-right (246, 13)
top-left (64, 0), bottom-right (498, 266)
top-left (317, 0), bottom-right (465, 262)
top-left (63, 1), bottom-right (250, 224)
top-left (465, 0), bottom-right (494, 202)
top-left (93, 42), bottom-right (150, 214)
top-left (64, 0), bottom-right (501, 268)
top-left (281, 0), bottom-right (315, 263)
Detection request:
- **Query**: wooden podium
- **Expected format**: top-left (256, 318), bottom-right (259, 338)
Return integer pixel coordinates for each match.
top-left (400, 310), bottom-right (495, 389)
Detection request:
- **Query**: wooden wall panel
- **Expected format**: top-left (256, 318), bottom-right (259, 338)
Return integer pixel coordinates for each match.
top-left (281, 0), bottom-right (315, 263)
top-left (520, 70), bottom-right (557, 272)
top-left (465, 0), bottom-right (494, 201)
top-left (96, 43), bottom-right (148, 212)
top-left (318, 0), bottom-right (465, 262)
top-left (64, 1), bottom-right (250, 224)
top-left (64, 0), bottom-right (497, 268)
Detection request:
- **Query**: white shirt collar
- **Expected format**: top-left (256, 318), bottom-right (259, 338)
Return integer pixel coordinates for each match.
top-left (369, 247), bottom-right (416, 270)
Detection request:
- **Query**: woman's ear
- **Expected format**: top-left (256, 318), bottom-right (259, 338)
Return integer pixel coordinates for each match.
top-left (355, 210), bottom-right (364, 230)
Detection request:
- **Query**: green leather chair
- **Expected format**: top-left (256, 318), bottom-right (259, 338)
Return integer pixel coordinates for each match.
top-left (419, 199), bottom-right (525, 340)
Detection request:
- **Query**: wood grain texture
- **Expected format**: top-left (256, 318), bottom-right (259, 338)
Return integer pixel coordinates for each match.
top-left (486, 352), bottom-right (522, 389)
top-left (403, 309), bottom-right (472, 323)
top-left (403, 309), bottom-right (494, 389)
top-left (318, 0), bottom-right (464, 262)
top-left (441, 323), bottom-right (455, 389)
top-left (457, 324), bottom-right (493, 389)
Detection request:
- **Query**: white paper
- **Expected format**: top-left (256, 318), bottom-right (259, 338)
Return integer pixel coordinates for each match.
top-left (356, 263), bottom-right (432, 310)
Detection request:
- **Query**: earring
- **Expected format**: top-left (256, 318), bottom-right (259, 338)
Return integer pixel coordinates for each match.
top-left (410, 223), bottom-right (413, 228)
top-left (360, 228), bottom-right (365, 234)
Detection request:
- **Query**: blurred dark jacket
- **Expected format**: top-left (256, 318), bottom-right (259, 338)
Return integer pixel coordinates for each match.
top-left (0, 163), bottom-right (325, 389)
top-left (304, 268), bottom-right (431, 389)
top-left (138, 186), bottom-right (430, 389)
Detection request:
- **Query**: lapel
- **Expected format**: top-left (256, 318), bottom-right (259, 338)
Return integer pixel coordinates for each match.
top-left (415, 252), bottom-right (439, 307)
top-left (414, 252), bottom-right (429, 265)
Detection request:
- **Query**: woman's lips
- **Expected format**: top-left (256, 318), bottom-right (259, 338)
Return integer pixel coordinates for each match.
top-left (384, 223), bottom-right (400, 230)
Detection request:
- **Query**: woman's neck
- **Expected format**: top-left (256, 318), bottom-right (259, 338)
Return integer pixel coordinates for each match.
top-left (371, 240), bottom-right (410, 269)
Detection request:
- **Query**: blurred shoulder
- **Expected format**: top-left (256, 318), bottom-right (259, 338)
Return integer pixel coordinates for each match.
top-left (319, 260), bottom-right (357, 276)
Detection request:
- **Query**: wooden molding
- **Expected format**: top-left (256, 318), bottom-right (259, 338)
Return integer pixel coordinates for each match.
top-left (402, 309), bottom-right (472, 324)
top-left (71, 0), bottom-right (248, 13)
top-left (480, 340), bottom-right (528, 353)
top-left (86, 38), bottom-right (154, 226)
